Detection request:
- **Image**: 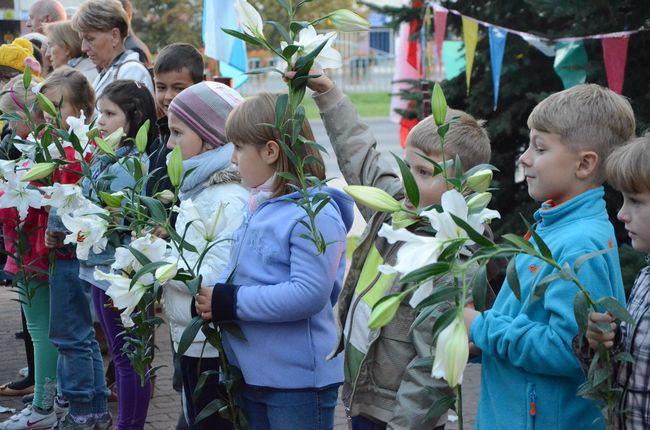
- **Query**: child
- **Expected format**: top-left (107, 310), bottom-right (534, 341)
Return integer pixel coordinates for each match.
top-left (147, 43), bottom-right (204, 197)
top-left (195, 92), bottom-right (354, 430)
top-left (584, 135), bottom-right (650, 429)
top-left (0, 74), bottom-right (62, 430)
top-left (299, 72), bottom-right (491, 429)
top-left (463, 84), bottom-right (636, 429)
top-left (163, 81), bottom-right (248, 430)
top-left (40, 67), bottom-right (113, 430)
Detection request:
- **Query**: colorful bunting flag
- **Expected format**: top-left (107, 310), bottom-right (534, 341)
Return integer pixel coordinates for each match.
top-left (462, 17), bottom-right (478, 94)
top-left (390, 18), bottom-right (422, 123)
top-left (601, 36), bottom-right (630, 94)
top-left (488, 27), bottom-right (507, 110)
top-left (433, 5), bottom-right (448, 75)
top-left (553, 41), bottom-right (588, 89)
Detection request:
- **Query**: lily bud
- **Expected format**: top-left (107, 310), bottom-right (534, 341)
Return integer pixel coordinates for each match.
top-left (466, 169), bottom-right (493, 193)
top-left (154, 190), bottom-right (175, 204)
top-left (431, 83), bottom-right (448, 128)
top-left (167, 145), bottom-right (183, 188)
top-left (99, 191), bottom-right (124, 208)
top-left (467, 192), bottom-right (492, 213)
top-left (104, 127), bottom-right (124, 149)
top-left (36, 93), bottom-right (56, 117)
top-left (328, 9), bottom-right (369, 32)
top-left (234, 0), bottom-right (264, 38)
top-left (368, 293), bottom-right (404, 329)
top-left (20, 162), bottom-right (56, 182)
top-left (344, 185), bottom-right (402, 213)
top-left (431, 314), bottom-right (469, 387)
top-left (135, 120), bottom-right (150, 154)
top-left (95, 137), bottom-right (116, 157)
top-left (155, 263), bottom-right (177, 284)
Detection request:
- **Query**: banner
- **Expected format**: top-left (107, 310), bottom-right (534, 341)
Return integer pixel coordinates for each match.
top-left (553, 41), bottom-right (588, 89)
top-left (601, 36), bottom-right (630, 95)
top-left (488, 27), bottom-right (507, 110)
top-left (433, 5), bottom-right (448, 74)
top-left (462, 17), bottom-right (478, 94)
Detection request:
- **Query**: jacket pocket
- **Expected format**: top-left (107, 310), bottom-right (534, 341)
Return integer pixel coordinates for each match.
top-left (526, 382), bottom-right (536, 430)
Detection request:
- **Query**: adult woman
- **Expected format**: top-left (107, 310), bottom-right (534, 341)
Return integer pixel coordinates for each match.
top-left (44, 20), bottom-right (98, 82)
top-left (70, 0), bottom-right (153, 99)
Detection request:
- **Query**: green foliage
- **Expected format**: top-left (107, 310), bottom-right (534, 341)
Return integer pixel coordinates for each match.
top-left (131, 0), bottom-right (203, 52)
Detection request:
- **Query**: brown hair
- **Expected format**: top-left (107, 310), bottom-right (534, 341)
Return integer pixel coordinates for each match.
top-left (527, 84), bottom-right (635, 183)
top-left (606, 134), bottom-right (650, 194)
top-left (154, 43), bottom-right (204, 84)
top-left (40, 66), bottom-right (95, 118)
top-left (406, 109), bottom-right (491, 170)
top-left (225, 92), bottom-right (325, 197)
top-left (71, 0), bottom-right (129, 40)
top-left (44, 21), bottom-right (83, 59)
top-left (0, 74), bottom-right (43, 114)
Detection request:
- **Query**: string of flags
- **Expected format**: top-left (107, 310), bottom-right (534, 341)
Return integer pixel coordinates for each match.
top-left (426, 1), bottom-right (648, 109)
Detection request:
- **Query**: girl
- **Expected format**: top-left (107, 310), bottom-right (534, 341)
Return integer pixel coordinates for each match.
top-left (163, 81), bottom-right (248, 430)
top-left (40, 67), bottom-right (113, 430)
top-left (195, 93), bottom-right (354, 430)
top-left (584, 134), bottom-right (650, 429)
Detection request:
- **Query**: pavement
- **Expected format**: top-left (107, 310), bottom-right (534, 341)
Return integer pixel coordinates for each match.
top-left (0, 118), bottom-right (481, 429)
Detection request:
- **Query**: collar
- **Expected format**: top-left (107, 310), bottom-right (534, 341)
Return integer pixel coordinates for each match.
top-left (533, 186), bottom-right (605, 229)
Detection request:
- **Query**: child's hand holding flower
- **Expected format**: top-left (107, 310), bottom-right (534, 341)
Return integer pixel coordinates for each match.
top-left (586, 312), bottom-right (617, 350)
top-left (195, 287), bottom-right (213, 320)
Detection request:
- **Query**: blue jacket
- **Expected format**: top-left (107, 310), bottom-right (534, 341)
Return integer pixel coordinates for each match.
top-left (211, 186), bottom-right (354, 389)
top-left (470, 187), bottom-right (625, 430)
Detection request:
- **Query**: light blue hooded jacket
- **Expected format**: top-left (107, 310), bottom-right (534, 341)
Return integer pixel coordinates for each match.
top-left (210, 186), bottom-right (354, 389)
top-left (470, 187), bottom-right (625, 429)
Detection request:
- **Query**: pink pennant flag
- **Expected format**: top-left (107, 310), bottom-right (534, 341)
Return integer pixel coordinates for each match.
top-left (433, 5), bottom-right (448, 74)
top-left (601, 36), bottom-right (630, 94)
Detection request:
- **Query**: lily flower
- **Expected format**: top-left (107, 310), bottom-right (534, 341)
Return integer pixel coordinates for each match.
top-left (94, 269), bottom-right (147, 327)
top-left (282, 25), bottom-right (342, 70)
top-left (65, 111), bottom-right (90, 146)
top-left (61, 203), bottom-right (109, 260)
top-left (112, 234), bottom-right (169, 285)
top-left (233, 0), bottom-right (264, 38)
top-left (377, 223), bottom-right (444, 275)
top-left (176, 199), bottom-right (233, 243)
top-left (431, 313), bottom-right (469, 387)
top-left (0, 171), bottom-right (43, 220)
top-left (40, 183), bottom-right (86, 216)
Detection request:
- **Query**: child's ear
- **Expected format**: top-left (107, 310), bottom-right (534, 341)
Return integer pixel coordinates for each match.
top-left (261, 139), bottom-right (280, 165)
top-left (575, 150), bottom-right (599, 179)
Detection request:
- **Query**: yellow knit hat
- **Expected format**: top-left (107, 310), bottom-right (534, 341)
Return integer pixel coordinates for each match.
top-left (0, 38), bottom-right (36, 73)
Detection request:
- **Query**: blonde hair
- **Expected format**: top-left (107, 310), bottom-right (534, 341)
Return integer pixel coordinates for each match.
top-left (40, 66), bottom-right (95, 118)
top-left (606, 134), bottom-right (650, 194)
top-left (406, 109), bottom-right (491, 170)
top-left (225, 92), bottom-right (325, 197)
top-left (0, 74), bottom-right (42, 114)
top-left (44, 21), bottom-right (83, 59)
top-left (527, 84), bottom-right (635, 183)
top-left (71, 0), bottom-right (129, 39)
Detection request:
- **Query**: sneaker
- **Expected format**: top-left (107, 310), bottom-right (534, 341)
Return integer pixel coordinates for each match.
top-left (21, 394), bottom-right (33, 405)
top-left (53, 396), bottom-right (69, 421)
top-left (0, 405), bottom-right (57, 430)
top-left (92, 414), bottom-right (111, 430)
top-left (57, 414), bottom-right (94, 430)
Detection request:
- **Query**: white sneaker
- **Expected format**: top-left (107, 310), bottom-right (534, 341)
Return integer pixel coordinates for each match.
top-left (0, 405), bottom-right (56, 429)
top-left (53, 396), bottom-right (69, 421)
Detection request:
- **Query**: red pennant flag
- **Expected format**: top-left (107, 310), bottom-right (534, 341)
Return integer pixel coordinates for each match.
top-left (406, 0), bottom-right (423, 73)
top-left (433, 5), bottom-right (448, 74)
top-left (601, 36), bottom-right (630, 94)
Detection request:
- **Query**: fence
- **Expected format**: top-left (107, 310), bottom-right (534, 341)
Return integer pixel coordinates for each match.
top-left (239, 28), bottom-right (396, 96)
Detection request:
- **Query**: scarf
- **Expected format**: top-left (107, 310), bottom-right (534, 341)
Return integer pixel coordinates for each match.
top-left (248, 174), bottom-right (275, 214)
top-left (178, 144), bottom-right (234, 200)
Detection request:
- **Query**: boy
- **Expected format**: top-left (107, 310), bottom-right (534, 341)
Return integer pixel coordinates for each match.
top-left (147, 43), bottom-right (204, 197)
top-left (304, 73), bottom-right (491, 429)
top-left (464, 84), bottom-right (636, 429)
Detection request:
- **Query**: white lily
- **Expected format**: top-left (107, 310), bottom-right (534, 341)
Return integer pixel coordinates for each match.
top-left (40, 183), bottom-right (87, 216)
top-left (61, 203), bottom-right (109, 260)
top-left (112, 234), bottom-right (169, 285)
top-left (377, 223), bottom-right (444, 275)
top-left (233, 0), bottom-right (264, 38)
top-left (176, 199), bottom-right (232, 243)
top-left (0, 170), bottom-right (43, 220)
top-left (65, 111), bottom-right (90, 146)
top-left (94, 269), bottom-right (147, 328)
top-left (281, 25), bottom-right (342, 70)
top-left (0, 160), bottom-right (16, 178)
top-left (423, 189), bottom-right (500, 244)
top-left (431, 314), bottom-right (469, 387)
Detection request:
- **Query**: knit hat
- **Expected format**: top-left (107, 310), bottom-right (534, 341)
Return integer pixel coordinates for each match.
top-left (0, 38), bottom-right (36, 73)
top-left (168, 81), bottom-right (243, 148)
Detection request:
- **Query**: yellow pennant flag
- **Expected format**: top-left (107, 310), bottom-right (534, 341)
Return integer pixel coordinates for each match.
top-left (462, 17), bottom-right (479, 94)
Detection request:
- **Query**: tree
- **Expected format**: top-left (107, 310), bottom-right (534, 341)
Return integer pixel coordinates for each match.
top-left (130, 0), bottom-right (203, 53)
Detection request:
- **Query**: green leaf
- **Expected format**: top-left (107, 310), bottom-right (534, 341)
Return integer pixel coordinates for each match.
top-left (519, 214), bottom-right (552, 259)
top-left (530, 272), bottom-right (561, 304)
top-left (176, 316), bottom-right (204, 357)
top-left (130, 261), bottom-right (170, 288)
top-left (414, 285), bottom-right (459, 311)
top-left (574, 248), bottom-right (610, 273)
top-left (195, 398), bottom-right (228, 424)
top-left (294, 38), bottom-right (328, 72)
top-left (436, 123), bottom-right (449, 140)
top-left (140, 196), bottom-right (167, 224)
top-left (408, 356), bottom-right (433, 369)
top-left (425, 392), bottom-right (457, 422)
top-left (392, 152), bottom-right (419, 208)
top-left (221, 322), bottom-right (246, 341)
top-left (401, 262), bottom-right (450, 284)
top-left (221, 27), bottom-right (263, 47)
top-left (135, 120), bottom-right (150, 154)
top-left (192, 369), bottom-right (220, 403)
top-left (274, 94), bottom-right (288, 129)
top-left (431, 307), bottom-right (457, 343)
top-left (573, 290), bottom-right (590, 336)
top-left (502, 233), bottom-right (538, 256)
top-left (597, 296), bottom-right (633, 324)
top-left (410, 305), bottom-right (438, 333)
top-left (267, 20), bottom-right (292, 44)
top-left (450, 213), bottom-right (495, 248)
top-left (506, 257), bottom-right (521, 301)
top-left (98, 191), bottom-right (123, 208)
top-left (471, 265), bottom-right (488, 312)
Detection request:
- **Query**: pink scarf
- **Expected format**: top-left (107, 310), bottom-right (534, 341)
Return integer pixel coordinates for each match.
top-left (247, 174), bottom-right (275, 213)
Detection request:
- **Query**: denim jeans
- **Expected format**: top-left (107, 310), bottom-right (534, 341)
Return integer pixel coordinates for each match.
top-left (48, 259), bottom-right (108, 416)
top-left (240, 384), bottom-right (339, 430)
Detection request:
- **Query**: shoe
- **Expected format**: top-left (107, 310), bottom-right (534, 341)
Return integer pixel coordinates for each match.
top-left (57, 414), bottom-right (94, 430)
top-left (54, 396), bottom-right (69, 421)
top-left (18, 368), bottom-right (28, 378)
top-left (21, 395), bottom-right (33, 405)
top-left (0, 382), bottom-right (34, 396)
top-left (0, 405), bottom-right (57, 430)
top-left (92, 414), bottom-right (112, 430)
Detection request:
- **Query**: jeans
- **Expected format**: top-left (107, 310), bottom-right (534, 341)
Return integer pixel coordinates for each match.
top-left (49, 260), bottom-right (108, 416)
top-left (179, 356), bottom-right (232, 430)
top-left (351, 415), bottom-right (446, 430)
top-left (240, 384), bottom-right (339, 430)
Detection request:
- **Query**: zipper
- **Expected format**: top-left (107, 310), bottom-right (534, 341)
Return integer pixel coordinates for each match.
top-left (529, 384), bottom-right (537, 417)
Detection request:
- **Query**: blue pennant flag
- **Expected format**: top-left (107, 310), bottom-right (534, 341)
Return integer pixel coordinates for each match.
top-left (203, 0), bottom-right (248, 88)
top-left (488, 27), bottom-right (507, 110)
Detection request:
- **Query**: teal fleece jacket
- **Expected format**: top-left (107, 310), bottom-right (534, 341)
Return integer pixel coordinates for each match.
top-left (470, 187), bottom-right (625, 430)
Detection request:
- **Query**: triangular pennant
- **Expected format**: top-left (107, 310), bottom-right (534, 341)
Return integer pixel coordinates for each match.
top-left (433, 5), bottom-right (448, 75)
top-left (488, 27), bottom-right (507, 110)
top-left (462, 17), bottom-right (479, 94)
top-left (601, 36), bottom-right (630, 94)
top-left (553, 41), bottom-right (588, 89)
top-left (390, 19), bottom-right (421, 123)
